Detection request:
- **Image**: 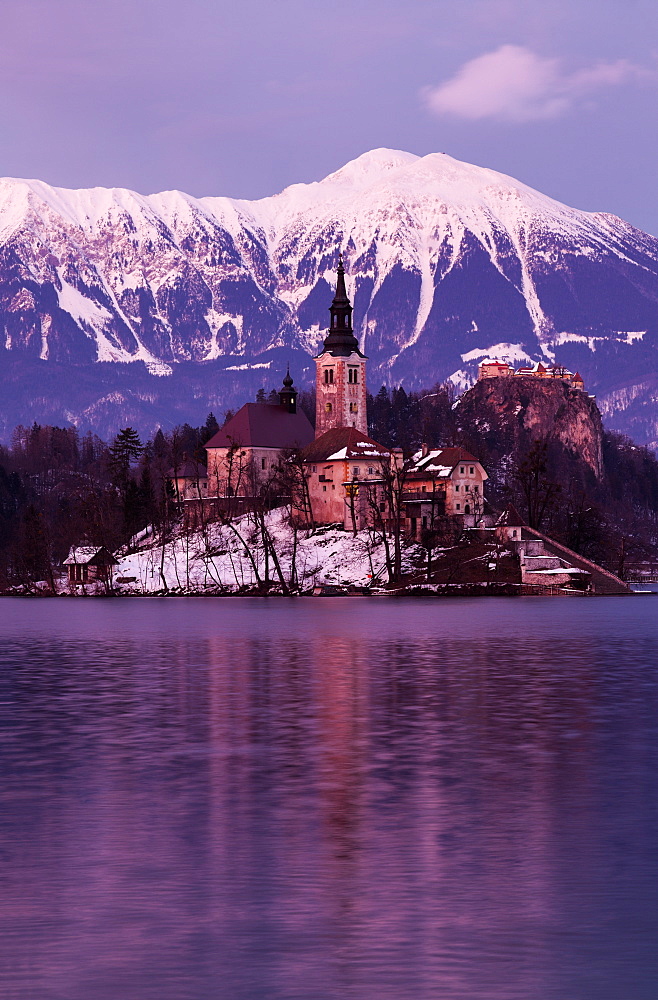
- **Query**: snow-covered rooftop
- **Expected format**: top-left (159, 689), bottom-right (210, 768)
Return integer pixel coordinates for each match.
top-left (63, 546), bottom-right (107, 564)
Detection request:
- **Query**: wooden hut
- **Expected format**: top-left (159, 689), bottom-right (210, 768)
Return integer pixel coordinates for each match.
top-left (63, 546), bottom-right (117, 586)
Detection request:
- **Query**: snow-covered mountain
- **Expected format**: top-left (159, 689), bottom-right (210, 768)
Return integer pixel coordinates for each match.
top-left (1, 148), bottom-right (658, 442)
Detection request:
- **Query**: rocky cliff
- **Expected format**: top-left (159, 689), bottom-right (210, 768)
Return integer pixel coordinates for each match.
top-left (455, 377), bottom-right (603, 479)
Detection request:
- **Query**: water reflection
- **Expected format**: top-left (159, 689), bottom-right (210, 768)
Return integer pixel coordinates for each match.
top-left (1, 597), bottom-right (658, 999)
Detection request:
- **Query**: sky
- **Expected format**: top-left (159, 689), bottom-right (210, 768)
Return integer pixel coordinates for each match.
top-left (0, 0), bottom-right (657, 232)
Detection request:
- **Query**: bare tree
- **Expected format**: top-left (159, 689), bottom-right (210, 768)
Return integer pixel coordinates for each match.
top-left (360, 452), bottom-right (415, 585)
top-left (515, 439), bottom-right (562, 530)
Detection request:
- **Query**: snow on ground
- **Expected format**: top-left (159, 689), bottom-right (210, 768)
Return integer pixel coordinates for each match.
top-left (113, 508), bottom-right (423, 593)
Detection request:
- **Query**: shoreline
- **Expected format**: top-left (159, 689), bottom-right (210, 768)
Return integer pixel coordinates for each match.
top-left (0, 582), bottom-right (642, 599)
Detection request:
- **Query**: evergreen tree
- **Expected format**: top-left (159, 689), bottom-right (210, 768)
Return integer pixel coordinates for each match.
top-left (200, 412), bottom-right (220, 444)
top-left (108, 428), bottom-right (143, 489)
top-left (368, 386), bottom-right (393, 446)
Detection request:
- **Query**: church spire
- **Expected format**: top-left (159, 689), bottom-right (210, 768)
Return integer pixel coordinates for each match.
top-left (278, 365), bottom-right (297, 412)
top-left (320, 256), bottom-right (364, 358)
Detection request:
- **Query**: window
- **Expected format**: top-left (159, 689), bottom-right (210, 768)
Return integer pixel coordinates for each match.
top-left (421, 485), bottom-right (426, 492)
top-left (324, 368), bottom-right (334, 384)
top-left (474, 485), bottom-right (479, 493)
top-left (455, 484), bottom-right (459, 492)
top-left (348, 368), bottom-right (358, 384)
top-left (456, 503), bottom-right (461, 511)
top-left (323, 485), bottom-right (327, 492)
top-left (325, 402), bottom-right (332, 413)
top-left (349, 402), bottom-right (358, 413)
top-left (470, 466), bottom-right (474, 474)
top-left (512, 529), bottom-right (517, 538)
top-left (465, 504), bottom-right (471, 515)
top-left (368, 467), bottom-right (374, 474)
top-left (353, 467), bottom-right (359, 476)
top-left (312, 465), bottom-right (317, 473)
top-left (460, 466), bottom-right (464, 473)
top-left (261, 458), bottom-right (266, 470)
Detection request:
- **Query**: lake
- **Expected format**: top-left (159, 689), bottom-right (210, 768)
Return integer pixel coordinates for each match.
top-left (1, 595), bottom-right (658, 1000)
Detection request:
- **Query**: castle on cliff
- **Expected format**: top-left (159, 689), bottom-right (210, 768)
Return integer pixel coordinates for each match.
top-left (478, 358), bottom-right (584, 390)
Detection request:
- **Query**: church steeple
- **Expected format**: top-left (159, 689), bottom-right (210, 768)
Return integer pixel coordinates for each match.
top-left (314, 255), bottom-right (368, 437)
top-left (321, 256), bottom-right (364, 358)
top-left (278, 365), bottom-right (297, 413)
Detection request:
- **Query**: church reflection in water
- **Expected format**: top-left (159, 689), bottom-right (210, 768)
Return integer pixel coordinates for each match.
top-left (192, 618), bottom-right (611, 998)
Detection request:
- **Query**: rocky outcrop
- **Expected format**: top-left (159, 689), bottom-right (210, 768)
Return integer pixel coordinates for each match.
top-left (455, 377), bottom-right (603, 479)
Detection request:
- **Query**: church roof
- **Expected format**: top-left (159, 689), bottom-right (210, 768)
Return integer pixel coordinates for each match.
top-left (302, 427), bottom-right (391, 464)
top-left (205, 403), bottom-right (314, 451)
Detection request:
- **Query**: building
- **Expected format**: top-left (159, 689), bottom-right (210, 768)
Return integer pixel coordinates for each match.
top-left (301, 426), bottom-right (394, 528)
top-left (63, 546), bottom-right (117, 587)
top-left (299, 259), bottom-right (491, 534)
top-left (314, 255), bottom-right (368, 437)
top-left (205, 370), bottom-right (314, 497)
top-left (168, 456), bottom-right (209, 501)
top-left (478, 358), bottom-right (584, 389)
top-left (514, 361), bottom-right (550, 378)
top-left (406, 447), bottom-right (488, 517)
top-left (478, 359), bottom-right (514, 379)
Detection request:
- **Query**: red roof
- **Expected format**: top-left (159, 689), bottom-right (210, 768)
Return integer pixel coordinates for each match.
top-left (205, 403), bottom-right (314, 451)
top-left (301, 427), bottom-right (391, 464)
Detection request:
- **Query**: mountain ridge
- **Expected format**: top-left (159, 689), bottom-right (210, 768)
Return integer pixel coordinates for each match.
top-left (1, 149), bottom-right (658, 444)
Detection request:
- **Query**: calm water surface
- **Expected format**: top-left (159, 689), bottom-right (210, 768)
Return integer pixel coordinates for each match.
top-left (1, 595), bottom-right (658, 1000)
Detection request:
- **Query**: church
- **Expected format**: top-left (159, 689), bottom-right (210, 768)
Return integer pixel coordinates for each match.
top-left (300, 256), bottom-right (398, 527)
top-left (202, 256), bottom-right (486, 532)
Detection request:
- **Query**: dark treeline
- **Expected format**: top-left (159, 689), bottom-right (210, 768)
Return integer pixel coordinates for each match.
top-left (0, 414), bottom-right (220, 588)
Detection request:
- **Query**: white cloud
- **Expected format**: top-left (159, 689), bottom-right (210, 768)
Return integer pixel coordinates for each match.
top-left (422, 45), bottom-right (651, 123)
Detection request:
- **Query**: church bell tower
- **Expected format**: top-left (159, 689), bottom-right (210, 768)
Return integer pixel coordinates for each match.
top-left (314, 256), bottom-right (368, 436)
